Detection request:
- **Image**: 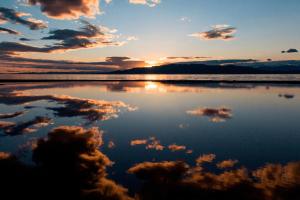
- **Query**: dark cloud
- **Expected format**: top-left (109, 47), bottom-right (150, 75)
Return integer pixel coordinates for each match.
top-left (0, 126), bottom-right (133, 200)
top-left (41, 20), bottom-right (125, 52)
top-left (190, 25), bottom-right (237, 40)
top-left (0, 116), bottom-right (52, 136)
top-left (0, 41), bottom-right (50, 53)
top-left (0, 20), bottom-right (126, 56)
top-left (28, 0), bottom-right (100, 20)
top-left (0, 7), bottom-right (47, 30)
top-left (0, 26), bottom-right (20, 35)
top-left (19, 37), bottom-right (33, 41)
top-left (0, 54), bottom-right (146, 73)
top-left (0, 111), bottom-right (25, 119)
top-left (282, 49), bottom-right (298, 53)
top-left (187, 107), bottom-right (233, 122)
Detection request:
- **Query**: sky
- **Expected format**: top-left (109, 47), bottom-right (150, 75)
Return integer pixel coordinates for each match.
top-left (0, 0), bottom-right (299, 73)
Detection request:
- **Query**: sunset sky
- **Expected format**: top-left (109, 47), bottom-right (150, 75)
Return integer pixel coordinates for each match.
top-left (0, 0), bottom-right (299, 73)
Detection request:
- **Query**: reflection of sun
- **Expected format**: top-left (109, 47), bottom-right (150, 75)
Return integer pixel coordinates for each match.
top-left (145, 82), bottom-right (158, 90)
top-left (145, 60), bottom-right (158, 68)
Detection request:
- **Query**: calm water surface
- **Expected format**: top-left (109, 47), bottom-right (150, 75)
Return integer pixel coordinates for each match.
top-left (1, 74), bottom-right (300, 81)
top-left (0, 81), bottom-right (300, 199)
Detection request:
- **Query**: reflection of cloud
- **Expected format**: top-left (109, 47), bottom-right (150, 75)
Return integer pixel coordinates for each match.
top-left (178, 123), bottom-right (189, 129)
top-left (0, 111), bottom-right (25, 119)
top-left (108, 141), bottom-right (116, 149)
top-left (0, 7), bottom-right (47, 30)
top-left (189, 25), bottom-right (237, 41)
top-left (0, 126), bottom-right (133, 199)
top-left (28, 0), bottom-right (100, 20)
top-left (253, 162), bottom-right (300, 200)
top-left (0, 91), bottom-right (136, 124)
top-left (187, 106), bottom-right (233, 122)
top-left (278, 93), bottom-right (295, 99)
top-left (146, 137), bottom-right (165, 151)
top-left (0, 116), bottom-right (52, 136)
top-left (128, 161), bottom-right (189, 181)
top-left (131, 139), bottom-right (148, 146)
top-left (196, 153), bottom-right (216, 165)
top-left (168, 144), bottom-right (186, 152)
top-left (217, 159), bottom-right (239, 169)
top-left (129, 155), bottom-right (300, 200)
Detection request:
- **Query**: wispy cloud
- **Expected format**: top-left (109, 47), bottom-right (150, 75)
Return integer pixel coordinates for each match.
top-left (129, 0), bottom-right (161, 7)
top-left (0, 27), bottom-right (20, 35)
top-left (0, 7), bottom-right (47, 30)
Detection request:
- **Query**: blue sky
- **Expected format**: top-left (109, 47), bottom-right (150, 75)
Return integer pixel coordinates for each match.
top-left (0, 0), bottom-right (299, 64)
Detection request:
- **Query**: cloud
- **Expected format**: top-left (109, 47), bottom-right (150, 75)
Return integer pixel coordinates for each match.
top-left (0, 7), bottom-right (47, 30)
top-left (19, 37), bottom-right (33, 41)
top-left (189, 25), bottom-right (237, 41)
top-left (0, 54), bottom-right (145, 73)
top-left (187, 106), bottom-right (233, 122)
top-left (0, 20), bottom-right (127, 55)
top-left (180, 16), bottom-right (191, 23)
top-left (104, 57), bottom-right (146, 69)
top-left (28, 0), bottom-right (100, 20)
top-left (281, 48), bottom-right (298, 53)
top-left (0, 111), bottom-right (25, 119)
top-left (0, 116), bottom-right (52, 136)
top-left (129, 0), bottom-right (161, 7)
top-left (217, 159), bottom-right (239, 169)
top-left (0, 26), bottom-right (20, 35)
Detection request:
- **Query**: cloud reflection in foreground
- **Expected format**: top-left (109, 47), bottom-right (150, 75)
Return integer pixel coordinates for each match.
top-left (129, 155), bottom-right (300, 200)
top-left (0, 126), bottom-right (133, 200)
top-left (0, 126), bottom-right (300, 200)
top-left (187, 107), bottom-right (233, 122)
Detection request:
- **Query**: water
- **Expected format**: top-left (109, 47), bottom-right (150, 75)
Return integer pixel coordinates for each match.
top-left (0, 81), bottom-right (300, 199)
top-left (1, 74), bottom-right (300, 81)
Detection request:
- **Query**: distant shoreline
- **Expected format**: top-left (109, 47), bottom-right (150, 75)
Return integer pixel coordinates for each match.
top-left (1, 79), bottom-right (300, 84)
